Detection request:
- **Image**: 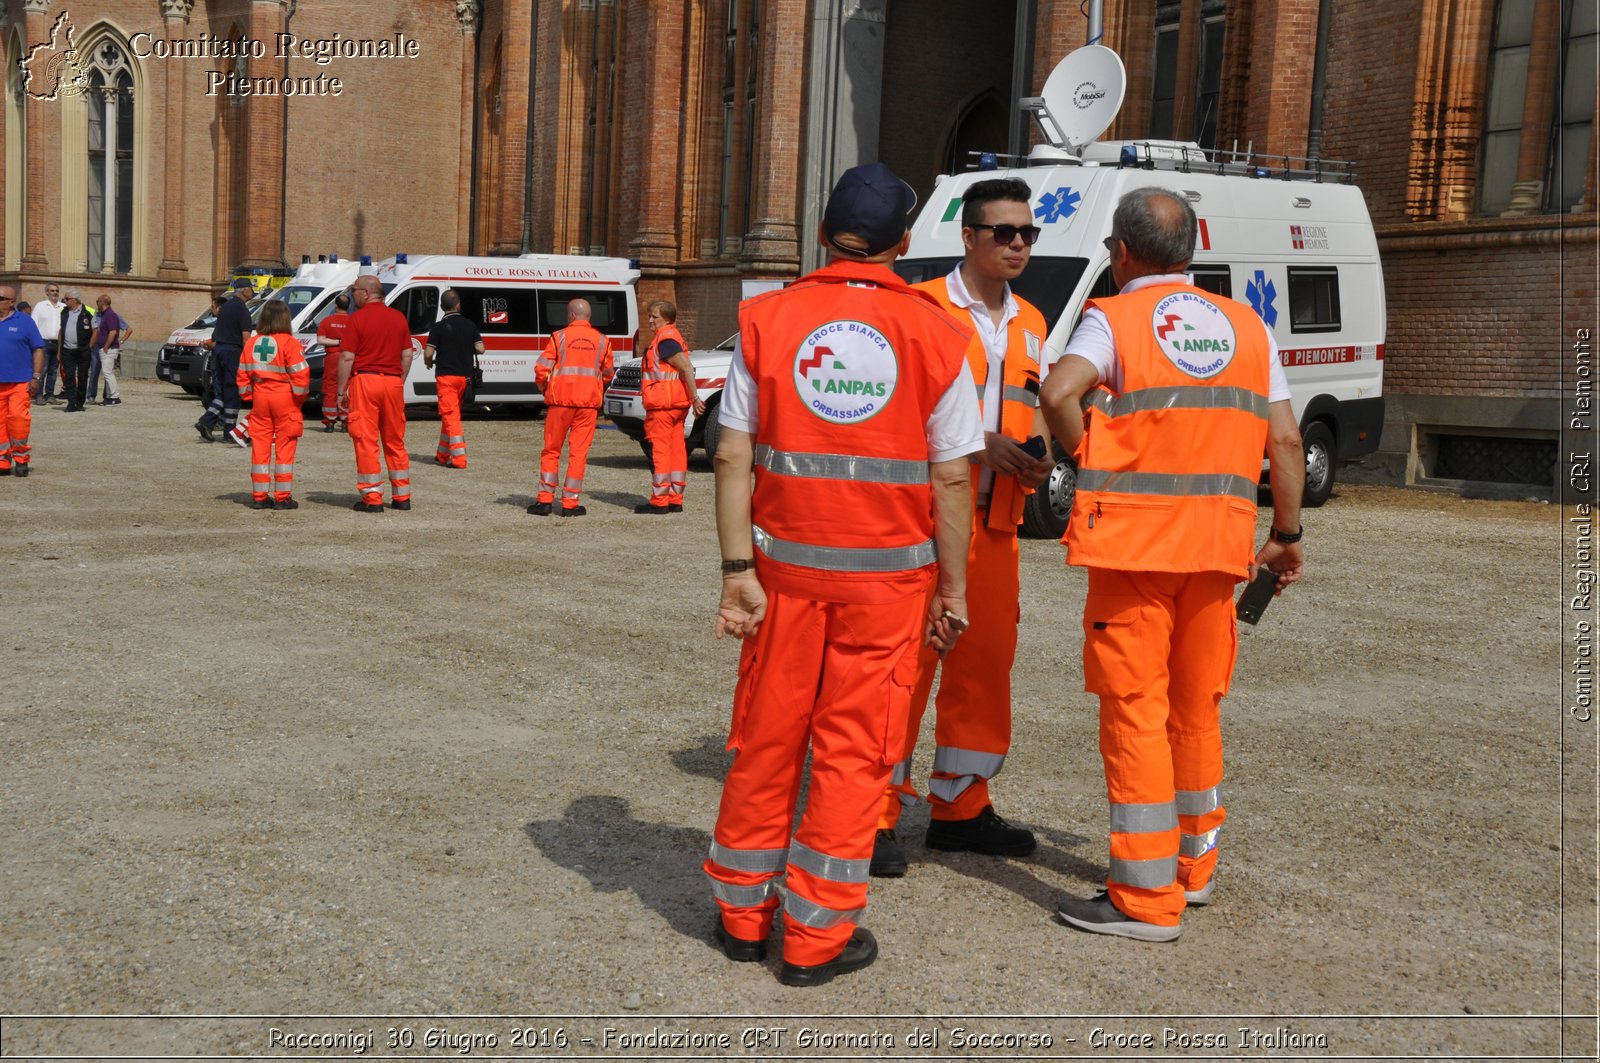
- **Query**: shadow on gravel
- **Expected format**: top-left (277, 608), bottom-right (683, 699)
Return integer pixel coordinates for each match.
top-left (584, 489), bottom-right (648, 511)
top-left (917, 822), bottom-right (1105, 916)
top-left (304, 490), bottom-right (362, 509)
top-left (214, 490), bottom-right (260, 508)
top-left (670, 734), bottom-right (735, 783)
top-left (523, 795), bottom-right (710, 947)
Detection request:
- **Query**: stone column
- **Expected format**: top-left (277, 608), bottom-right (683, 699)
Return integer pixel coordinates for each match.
top-left (20, 0), bottom-right (53, 272)
top-left (1503, 0), bottom-right (1564, 215)
top-left (101, 80), bottom-right (118, 272)
top-left (456, 0), bottom-right (480, 254)
top-left (158, 0), bottom-right (193, 276)
top-left (739, 0), bottom-right (804, 280)
top-left (242, 0), bottom-right (287, 267)
top-left (627, 0), bottom-right (685, 292)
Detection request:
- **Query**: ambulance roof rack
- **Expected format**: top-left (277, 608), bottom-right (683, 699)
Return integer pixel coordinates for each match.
top-left (1085, 140), bottom-right (1358, 184)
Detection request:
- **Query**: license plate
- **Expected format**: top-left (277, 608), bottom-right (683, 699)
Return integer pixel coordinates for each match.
top-left (605, 401), bottom-right (623, 415)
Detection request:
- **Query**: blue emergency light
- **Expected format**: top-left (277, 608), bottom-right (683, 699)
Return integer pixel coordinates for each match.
top-left (396, 253), bottom-right (408, 264)
top-left (360, 255), bottom-right (372, 266)
top-left (978, 153), bottom-right (999, 171)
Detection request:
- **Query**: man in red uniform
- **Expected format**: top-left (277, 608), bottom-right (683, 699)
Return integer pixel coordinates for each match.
top-left (337, 275), bottom-right (415, 513)
top-left (317, 292), bottom-right (352, 431)
top-left (1041, 187), bottom-right (1306, 942)
top-left (530, 298), bottom-right (613, 516)
top-left (872, 177), bottom-right (1058, 876)
top-left (634, 300), bottom-right (705, 514)
top-left (705, 163), bottom-right (984, 987)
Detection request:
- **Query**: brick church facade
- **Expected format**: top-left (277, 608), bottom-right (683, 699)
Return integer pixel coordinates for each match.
top-left (2, 0), bottom-right (1594, 495)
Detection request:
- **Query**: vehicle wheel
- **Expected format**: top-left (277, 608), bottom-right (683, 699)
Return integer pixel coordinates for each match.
top-left (1301, 420), bottom-right (1336, 508)
top-left (1020, 450), bottom-right (1077, 539)
top-left (182, 385), bottom-right (204, 397)
top-left (701, 401), bottom-right (722, 464)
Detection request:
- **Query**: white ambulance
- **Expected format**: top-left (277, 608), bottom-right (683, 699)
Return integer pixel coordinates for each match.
top-left (900, 46), bottom-right (1385, 538)
top-left (370, 253), bottom-right (641, 406)
top-left (604, 332), bottom-right (738, 460)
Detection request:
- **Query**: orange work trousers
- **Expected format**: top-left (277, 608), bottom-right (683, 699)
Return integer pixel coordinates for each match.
top-left (538, 405), bottom-right (597, 510)
top-left (246, 390), bottom-right (303, 502)
top-left (705, 579), bottom-right (926, 966)
top-left (1083, 566), bottom-right (1237, 926)
top-left (435, 375), bottom-right (469, 468)
top-left (0, 382), bottom-right (32, 471)
top-left (643, 407), bottom-right (688, 507)
top-left (348, 373), bottom-right (410, 504)
top-left (879, 520), bottom-right (1020, 828)
top-left (321, 389), bottom-right (347, 427)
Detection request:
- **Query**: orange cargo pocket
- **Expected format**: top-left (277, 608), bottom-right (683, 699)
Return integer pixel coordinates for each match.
top-left (881, 640), bottom-right (922, 768)
top-left (1082, 593), bottom-right (1148, 697)
top-left (726, 641), bottom-right (761, 752)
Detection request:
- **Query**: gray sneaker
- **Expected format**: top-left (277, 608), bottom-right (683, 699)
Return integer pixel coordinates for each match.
top-left (1184, 877), bottom-right (1215, 906)
top-left (1056, 892), bottom-right (1180, 943)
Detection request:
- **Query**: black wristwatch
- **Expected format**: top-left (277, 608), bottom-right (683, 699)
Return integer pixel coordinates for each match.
top-left (1270, 525), bottom-right (1304, 544)
top-left (721, 559), bottom-right (754, 574)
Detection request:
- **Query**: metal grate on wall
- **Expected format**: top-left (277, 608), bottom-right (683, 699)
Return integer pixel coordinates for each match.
top-left (1430, 434), bottom-right (1557, 487)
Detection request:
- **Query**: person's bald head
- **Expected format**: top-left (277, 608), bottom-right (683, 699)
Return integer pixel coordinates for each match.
top-left (354, 276), bottom-right (382, 297)
top-left (567, 298), bottom-right (592, 321)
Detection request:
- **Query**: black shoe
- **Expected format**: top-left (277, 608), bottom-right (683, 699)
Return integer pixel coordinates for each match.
top-left (778, 928), bottom-right (878, 987)
top-left (323, 423), bottom-right (337, 433)
top-left (66, 405), bottom-right (83, 413)
top-left (275, 497), bottom-right (299, 510)
top-left (0, 466), bottom-right (12, 477)
top-left (13, 464), bottom-right (28, 478)
top-left (559, 505), bottom-right (587, 516)
top-left (869, 829), bottom-right (908, 877)
top-left (195, 420), bottom-right (215, 443)
top-left (668, 503), bottom-right (684, 513)
top-left (634, 502), bottom-right (670, 514)
top-left (713, 920), bottom-right (767, 963)
top-left (527, 501), bottom-right (553, 516)
top-left (1056, 891), bottom-right (1181, 943)
top-left (353, 500), bottom-right (384, 513)
top-left (924, 804), bottom-right (1037, 857)
top-left (253, 497), bottom-right (275, 510)
top-left (391, 498), bottom-right (412, 511)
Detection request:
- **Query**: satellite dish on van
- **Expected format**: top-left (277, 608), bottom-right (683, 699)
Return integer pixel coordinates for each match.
top-left (1023, 45), bottom-right (1126, 154)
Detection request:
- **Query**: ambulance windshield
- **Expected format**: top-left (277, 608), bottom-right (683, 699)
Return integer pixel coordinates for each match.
top-left (894, 256), bottom-right (1090, 333)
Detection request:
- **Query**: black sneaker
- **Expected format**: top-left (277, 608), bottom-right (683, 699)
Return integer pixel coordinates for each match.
top-left (391, 498), bottom-right (412, 511)
top-left (778, 928), bottom-right (878, 987)
top-left (668, 503), bottom-right (684, 513)
top-left (869, 829), bottom-right (908, 878)
top-left (252, 497), bottom-right (275, 510)
top-left (713, 919), bottom-right (766, 963)
top-left (924, 804), bottom-right (1037, 857)
top-left (0, 466), bottom-right (12, 477)
top-left (527, 501), bottom-right (553, 515)
top-left (352, 500), bottom-right (384, 513)
top-left (634, 502), bottom-right (669, 514)
top-left (559, 505), bottom-right (587, 517)
top-left (1056, 892), bottom-right (1181, 943)
top-left (275, 497), bottom-right (300, 510)
top-left (12, 464), bottom-right (28, 478)
top-left (195, 419), bottom-right (215, 443)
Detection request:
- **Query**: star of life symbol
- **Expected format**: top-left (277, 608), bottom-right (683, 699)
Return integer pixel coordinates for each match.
top-left (1151, 291), bottom-right (1237, 380)
top-left (1246, 269), bottom-right (1278, 328)
top-left (22, 13), bottom-right (90, 102)
top-left (1033, 186), bottom-right (1081, 224)
top-left (793, 320), bottom-right (897, 425)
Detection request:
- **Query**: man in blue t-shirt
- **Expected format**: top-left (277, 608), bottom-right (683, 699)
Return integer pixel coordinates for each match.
top-left (0, 283), bottom-right (46, 475)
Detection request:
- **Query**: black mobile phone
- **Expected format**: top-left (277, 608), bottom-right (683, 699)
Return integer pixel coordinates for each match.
top-left (1020, 435), bottom-right (1048, 459)
top-left (1235, 568), bottom-right (1280, 626)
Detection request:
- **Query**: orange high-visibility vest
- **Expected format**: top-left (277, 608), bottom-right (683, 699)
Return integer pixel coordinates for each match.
top-left (641, 323), bottom-right (690, 410)
top-left (536, 321), bottom-right (613, 408)
top-left (741, 260), bottom-right (971, 601)
top-left (1066, 282), bottom-right (1272, 577)
top-left (915, 277), bottom-right (1046, 528)
top-left (236, 332), bottom-right (310, 400)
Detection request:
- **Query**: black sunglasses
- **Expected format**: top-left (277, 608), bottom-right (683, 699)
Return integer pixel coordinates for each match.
top-left (971, 223), bottom-right (1043, 247)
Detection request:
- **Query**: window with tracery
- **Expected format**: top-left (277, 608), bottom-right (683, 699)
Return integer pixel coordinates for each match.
top-left (86, 39), bottom-right (134, 273)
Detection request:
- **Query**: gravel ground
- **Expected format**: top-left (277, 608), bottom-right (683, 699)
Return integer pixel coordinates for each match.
top-left (1, 380), bottom-right (1591, 1061)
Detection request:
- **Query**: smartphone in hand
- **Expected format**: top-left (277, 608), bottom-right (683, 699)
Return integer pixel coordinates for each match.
top-left (1020, 435), bottom-right (1048, 459)
top-left (1236, 568), bottom-right (1280, 625)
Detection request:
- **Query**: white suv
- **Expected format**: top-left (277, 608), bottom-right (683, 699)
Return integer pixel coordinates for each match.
top-left (604, 332), bottom-right (737, 461)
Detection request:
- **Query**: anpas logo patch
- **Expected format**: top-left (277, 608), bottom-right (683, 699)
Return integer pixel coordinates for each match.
top-left (1151, 292), bottom-right (1238, 379)
top-left (793, 320), bottom-right (898, 424)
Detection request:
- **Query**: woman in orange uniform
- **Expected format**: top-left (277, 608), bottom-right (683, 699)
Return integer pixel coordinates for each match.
top-left (236, 299), bottom-right (310, 510)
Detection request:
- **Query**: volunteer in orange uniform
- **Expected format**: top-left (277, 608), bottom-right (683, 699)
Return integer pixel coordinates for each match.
top-left (872, 178), bottom-right (1058, 876)
top-left (337, 275), bottom-right (416, 513)
top-left (529, 298), bottom-right (613, 516)
top-left (705, 163), bottom-right (984, 987)
top-left (634, 300), bottom-right (705, 514)
top-left (1041, 187), bottom-right (1305, 943)
top-left (236, 299), bottom-right (310, 510)
top-left (423, 289), bottom-right (485, 470)
top-left (0, 285), bottom-right (46, 477)
top-left (316, 292), bottom-right (352, 431)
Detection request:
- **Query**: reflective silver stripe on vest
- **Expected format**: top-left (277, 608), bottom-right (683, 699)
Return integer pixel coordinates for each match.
top-left (753, 445), bottom-right (929, 485)
top-left (553, 365), bottom-right (601, 378)
top-left (643, 370), bottom-right (676, 381)
top-left (1109, 854), bottom-right (1178, 889)
top-left (708, 841), bottom-right (788, 874)
top-left (1076, 469), bottom-right (1258, 502)
top-left (1084, 385), bottom-right (1268, 420)
top-left (752, 525), bottom-right (937, 573)
top-left (1176, 785), bottom-right (1221, 817)
top-left (1002, 384), bottom-right (1038, 408)
top-left (710, 879), bottom-right (776, 907)
top-left (788, 841), bottom-right (870, 884)
top-left (1109, 800), bottom-right (1178, 835)
top-left (783, 891), bottom-right (863, 930)
top-left (1181, 826), bottom-right (1221, 858)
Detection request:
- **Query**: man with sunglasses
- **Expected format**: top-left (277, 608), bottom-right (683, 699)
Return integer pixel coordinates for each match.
top-left (0, 285), bottom-right (46, 475)
top-left (1041, 187), bottom-right (1304, 943)
top-left (870, 177), bottom-right (1057, 876)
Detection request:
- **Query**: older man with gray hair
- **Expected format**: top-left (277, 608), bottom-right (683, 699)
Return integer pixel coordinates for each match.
top-left (57, 289), bottom-right (96, 413)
